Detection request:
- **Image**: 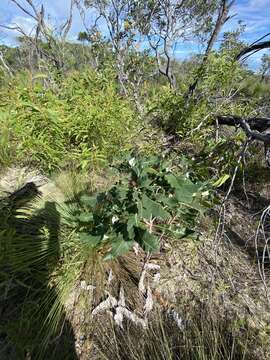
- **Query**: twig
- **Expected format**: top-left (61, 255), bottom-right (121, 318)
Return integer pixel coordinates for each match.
top-left (214, 139), bottom-right (250, 251)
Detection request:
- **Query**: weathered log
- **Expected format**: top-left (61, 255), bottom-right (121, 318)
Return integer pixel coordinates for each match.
top-left (215, 115), bottom-right (270, 166)
top-left (216, 115), bottom-right (270, 132)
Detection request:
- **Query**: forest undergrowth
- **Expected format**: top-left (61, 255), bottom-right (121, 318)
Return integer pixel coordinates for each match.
top-left (1, 1), bottom-right (270, 358)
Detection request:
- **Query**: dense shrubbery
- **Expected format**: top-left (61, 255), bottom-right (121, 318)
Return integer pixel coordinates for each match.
top-left (0, 69), bottom-right (139, 171)
top-left (148, 53), bottom-right (252, 135)
top-left (147, 52), bottom-right (268, 182)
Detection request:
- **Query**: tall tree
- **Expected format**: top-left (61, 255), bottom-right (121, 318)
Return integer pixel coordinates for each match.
top-left (135, 0), bottom-right (223, 90)
top-left (1, 0), bottom-right (75, 73)
top-left (186, 0), bottom-right (235, 97)
top-left (76, 0), bottom-right (151, 110)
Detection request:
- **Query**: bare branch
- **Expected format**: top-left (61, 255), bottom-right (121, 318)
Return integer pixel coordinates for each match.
top-left (61, 0), bottom-right (76, 39)
top-left (236, 40), bottom-right (270, 61)
top-left (0, 50), bottom-right (13, 77)
top-left (9, 0), bottom-right (38, 21)
top-left (216, 115), bottom-right (270, 144)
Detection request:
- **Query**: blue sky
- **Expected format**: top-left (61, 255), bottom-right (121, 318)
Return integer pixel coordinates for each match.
top-left (0, 0), bottom-right (269, 70)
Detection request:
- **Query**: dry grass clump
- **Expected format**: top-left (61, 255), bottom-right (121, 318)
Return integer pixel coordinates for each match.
top-left (154, 229), bottom-right (270, 358)
top-left (49, 220), bottom-right (270, 360)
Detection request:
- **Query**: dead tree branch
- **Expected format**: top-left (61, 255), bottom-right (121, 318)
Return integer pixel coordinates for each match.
top-left (216, 115), bottom-right (270, 140)
top-left (6, 0), bottom-right (75, 72)
top-left (236, 40), bottom-right (270, 61)
top-left (0, 50), bottom-right (13, 77)
top-left (215, 115), bottom-right (270, 167)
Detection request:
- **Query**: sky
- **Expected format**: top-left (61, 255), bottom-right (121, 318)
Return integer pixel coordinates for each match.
top-left (0, 0), bottom-right (269, 70)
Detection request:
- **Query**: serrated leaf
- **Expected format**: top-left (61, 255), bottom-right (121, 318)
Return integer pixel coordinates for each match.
top-left (139, 194), bottom-right (170, 220)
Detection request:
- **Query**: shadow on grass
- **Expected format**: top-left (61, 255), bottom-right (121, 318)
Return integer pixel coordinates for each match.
top-left (0, 183), bottom-right (78, 360)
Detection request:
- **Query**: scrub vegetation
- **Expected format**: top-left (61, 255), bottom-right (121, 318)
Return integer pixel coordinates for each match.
top-left (1, 1), bottom-right (270, 359)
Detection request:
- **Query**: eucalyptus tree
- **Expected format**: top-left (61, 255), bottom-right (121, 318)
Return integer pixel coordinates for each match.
top-left (220, 22), bottom-right (246, 56)
top-left (186, 0), bottom-right (235, 96)
top-left (76, 0), bottom-right (153, 111)
top-left (76, 0), bottom-right (233, 97)
top-left (133, 0), bottom-right (229, 90)
top-left (1, 0), bottom-right (76, 75)
top-left (0, 47), bottom-right (13, 77)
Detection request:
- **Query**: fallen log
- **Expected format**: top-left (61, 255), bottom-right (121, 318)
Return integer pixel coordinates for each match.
top-left (215, 115), bottom-right (270, 144)
top-left (216, 115), bottom-right (270, 132)
top-left (215, 115), bottom-right (270, 166)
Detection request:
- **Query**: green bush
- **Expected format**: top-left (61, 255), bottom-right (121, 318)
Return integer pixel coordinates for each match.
top-left (0, 154), bottom-right (211, 357)
top-left (147, 52), bottom-right (260, 182)
top-left (148, 52), bottom-right (250, 136)
top-left (0, 69), bottom-right (139, 171)
top-left (60, 154), bottom-right (211, 259)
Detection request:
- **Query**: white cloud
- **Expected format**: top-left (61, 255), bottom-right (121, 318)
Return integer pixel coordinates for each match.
top-left (233, 0), bottom-right (270, 30)
top-left (248, 0), bottom-right (270, 10)
top-left (5, 15), bottom-right (37, 39)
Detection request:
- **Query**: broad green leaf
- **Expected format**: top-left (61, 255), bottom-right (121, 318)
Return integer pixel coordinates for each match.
top-left (186, 200), bottom-right (205, 214)
top-left (79, 232), bottom-right (101, 247)
top-left (139, 194), bottom-right (170, 220)
top-left (104, 236), bottom-right (134, 260)
top-left (127, 215), bottom-right (136, 240)
top-left (140, 230), bottom-right (159, 252)
top-left (159, 195), bottom-right (178, 208)
top-left (175, 183), bottom-right (201, 204)
top-left (116, 186), bottom-right (129, 200)
top-left (80, 195), bottom-right (96, 207)
top-left (77, 212), bottom-right (93, 222)
top-left (143, 167), bottom-right (158, 175)
top-left (138, 176), bottom-right (153, 188)
top-left (165, 174), bottom-right (181, 189)
top-left (168, 226), bottom-right (196, 240)
top-left (165, 173), bottom-right (192, 188)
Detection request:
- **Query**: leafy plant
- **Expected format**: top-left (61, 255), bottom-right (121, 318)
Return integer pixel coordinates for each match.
top-left (60, 154), bottom-right (211, 259)
top-left (0, 69), bottom-right (139, 172)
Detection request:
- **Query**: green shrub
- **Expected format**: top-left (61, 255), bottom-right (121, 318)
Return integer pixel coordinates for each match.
top-left (0, 69), bottom-right (139, 171)
top-left (148, 52), bottom-right (250, 136)
top-left (60, 154), bottom-right (211, 259)
top-left (147, 52), bottom-right (259, 183)
top-left (0, 154), bottom-right (211, 357)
